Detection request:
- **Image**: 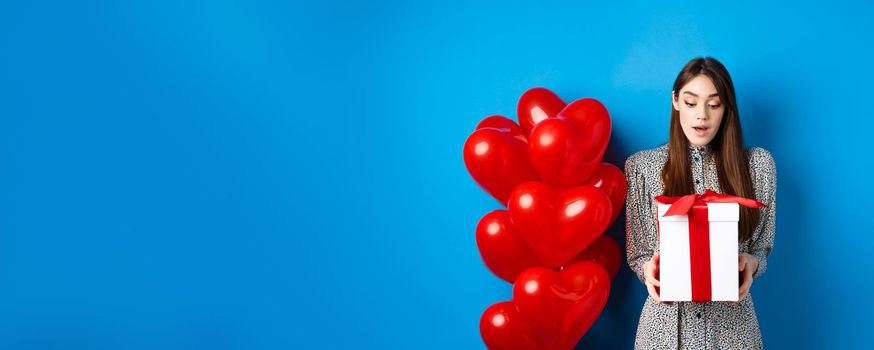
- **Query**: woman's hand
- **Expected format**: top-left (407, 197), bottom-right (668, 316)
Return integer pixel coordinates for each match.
top-left (644, 252), bottom-right (668, 304)
top-left (737, 252), bottom-right (759, 302)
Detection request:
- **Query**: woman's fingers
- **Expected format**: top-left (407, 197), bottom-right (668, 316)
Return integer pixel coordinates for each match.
top-left (646, 274), bottom-right (660, 287)
top-left (643, 260), bottom-right (660, 287)
top-left (738, 254), bottom-right (754, 301)
top-left (645, 281), bottom-right (670, 305)
top-left (643, 252), bottom-right (667, 304)
top-left (739, 278), bottom-right (750, 298)
top-left (645, 280), bottom-right (661, 303)
top-left (739, 267), bottom-right (754, 300)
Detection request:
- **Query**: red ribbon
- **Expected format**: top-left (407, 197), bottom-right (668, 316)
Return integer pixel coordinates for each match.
top-left (654, 189), bottom-right (766, 302)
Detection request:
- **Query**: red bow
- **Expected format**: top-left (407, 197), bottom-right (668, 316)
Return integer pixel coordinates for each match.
top-left (655, 189), bottom-right (766, 216)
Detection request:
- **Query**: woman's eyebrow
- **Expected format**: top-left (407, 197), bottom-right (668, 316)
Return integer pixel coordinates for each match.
top-left (682, 91), bottom-right (719, 97)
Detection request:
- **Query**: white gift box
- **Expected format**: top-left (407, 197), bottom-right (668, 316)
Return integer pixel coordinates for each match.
top-left (657, 202), bottom-right (739, 302)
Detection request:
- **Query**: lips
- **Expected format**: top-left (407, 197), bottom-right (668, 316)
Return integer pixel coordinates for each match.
top-left (692, 125), bottom-right (709, 136)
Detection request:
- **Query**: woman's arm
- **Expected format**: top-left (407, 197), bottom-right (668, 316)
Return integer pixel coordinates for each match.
top-left (625, 153), bottom-right (656, 285)
top-left (749, 148), bottom-right (777, 279)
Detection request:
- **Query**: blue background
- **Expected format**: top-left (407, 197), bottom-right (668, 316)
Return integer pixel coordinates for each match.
top-left (2, 1), bottom-right (872, 349)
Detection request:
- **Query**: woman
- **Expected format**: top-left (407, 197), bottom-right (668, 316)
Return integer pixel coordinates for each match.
top-left (624, 57), bottom-right (776, 349)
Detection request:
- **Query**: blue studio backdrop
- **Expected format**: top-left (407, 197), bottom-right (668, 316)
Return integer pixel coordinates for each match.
top-left (2, 1), bottom-right (872, 349)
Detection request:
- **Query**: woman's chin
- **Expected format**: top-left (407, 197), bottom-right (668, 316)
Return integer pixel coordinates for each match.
top-left (684, 133), bottom-right (712, 145)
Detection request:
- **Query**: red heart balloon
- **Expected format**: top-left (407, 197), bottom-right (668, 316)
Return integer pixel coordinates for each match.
top-left (528, 98), bottom-right (611, 188)
top-left (476, 210), bottom-right (542, 283)
top-left (583, 162), bottom-right (628, 226)
top-left (476, 211), bottom-right (622, 283)
top-left (573, 234), bottom-right (622, 279)
top-left (508, 181), bottom-right (612, 268)
top-left (476, 114), bottom-right (529, 141)
top-left (480, 301), bottom-right (548, 350)
top-left (464, 115), bottom-right (538, 205)
top-left (517, 87), bottom-right (567, 136)
top-left (513, 261), bottom-right (611, 350)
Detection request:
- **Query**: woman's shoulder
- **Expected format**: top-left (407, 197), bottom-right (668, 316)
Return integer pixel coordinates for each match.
top-left (746, 146), bottom-right (777, 194)
top-left (746, 146), bottom-right (776, 171)
top-left (624, 143), bottom-right (669, 173)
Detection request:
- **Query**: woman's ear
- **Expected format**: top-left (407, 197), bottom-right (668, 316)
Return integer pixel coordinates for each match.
top-left (671, 90), bottom-right (680, 111)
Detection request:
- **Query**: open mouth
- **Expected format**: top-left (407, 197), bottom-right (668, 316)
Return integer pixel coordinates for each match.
top-left (692, 126), bottom-right (709, 136)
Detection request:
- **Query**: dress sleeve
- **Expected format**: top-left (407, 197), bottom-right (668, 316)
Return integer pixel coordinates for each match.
top-left (749, 148), bottom-right (777, 279)
top-left (625, 153), bottom-right (656, 285)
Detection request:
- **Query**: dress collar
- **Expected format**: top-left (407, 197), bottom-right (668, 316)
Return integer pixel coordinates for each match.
top-left (687, 143), bottom-right (713, 157)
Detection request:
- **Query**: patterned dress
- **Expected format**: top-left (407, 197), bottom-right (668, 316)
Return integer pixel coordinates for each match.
top-left (624, 143), bottom-right (777, 349)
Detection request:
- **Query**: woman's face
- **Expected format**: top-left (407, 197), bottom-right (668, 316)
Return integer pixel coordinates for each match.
top-left (672, 74), bottom-right (725, 146)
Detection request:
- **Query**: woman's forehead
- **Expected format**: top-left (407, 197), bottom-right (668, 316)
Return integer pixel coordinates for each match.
top-left (681, 75), bottom-right (719, 97)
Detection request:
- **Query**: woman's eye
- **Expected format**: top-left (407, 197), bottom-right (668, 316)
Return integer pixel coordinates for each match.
top-left (709, 104), bottom-right (721, 109)
top-left (685, 102), bottom-right (696, 108)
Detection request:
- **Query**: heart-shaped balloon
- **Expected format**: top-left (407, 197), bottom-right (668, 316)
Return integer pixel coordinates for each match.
top-left (528, 98), bottom-right (611, 188)
top-left (573, 234), bottom-right (622, 279)
top-left (508, 181), bottom-right (612, 268)
top-left (513, 261), bottom-right (611, 350)
top-left (476, 210), bottom-right (622, 283)
top-left (463, 115), bottom-right (538, 205)
top-left (475, 210), bottom-right (542, 283)
top-left (480, 301), bottom-right (548, 350)
top-left (475, 114), bottom-right (529, 141)
top-left (517, 87), bottom-right (567, 136)
top-left (583, 162), bottom-right (628, 226)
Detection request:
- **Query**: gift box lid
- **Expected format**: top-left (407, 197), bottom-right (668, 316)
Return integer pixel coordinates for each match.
top-left (657, 202), bottom-right (739, 222)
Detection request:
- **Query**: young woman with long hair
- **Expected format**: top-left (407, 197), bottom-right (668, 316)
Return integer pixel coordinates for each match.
top-left (625, 57), bottom-right (777, 349)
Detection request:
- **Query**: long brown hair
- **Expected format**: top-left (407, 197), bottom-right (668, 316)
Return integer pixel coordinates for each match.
top-left (660, 57), bottom-right (760, 243)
